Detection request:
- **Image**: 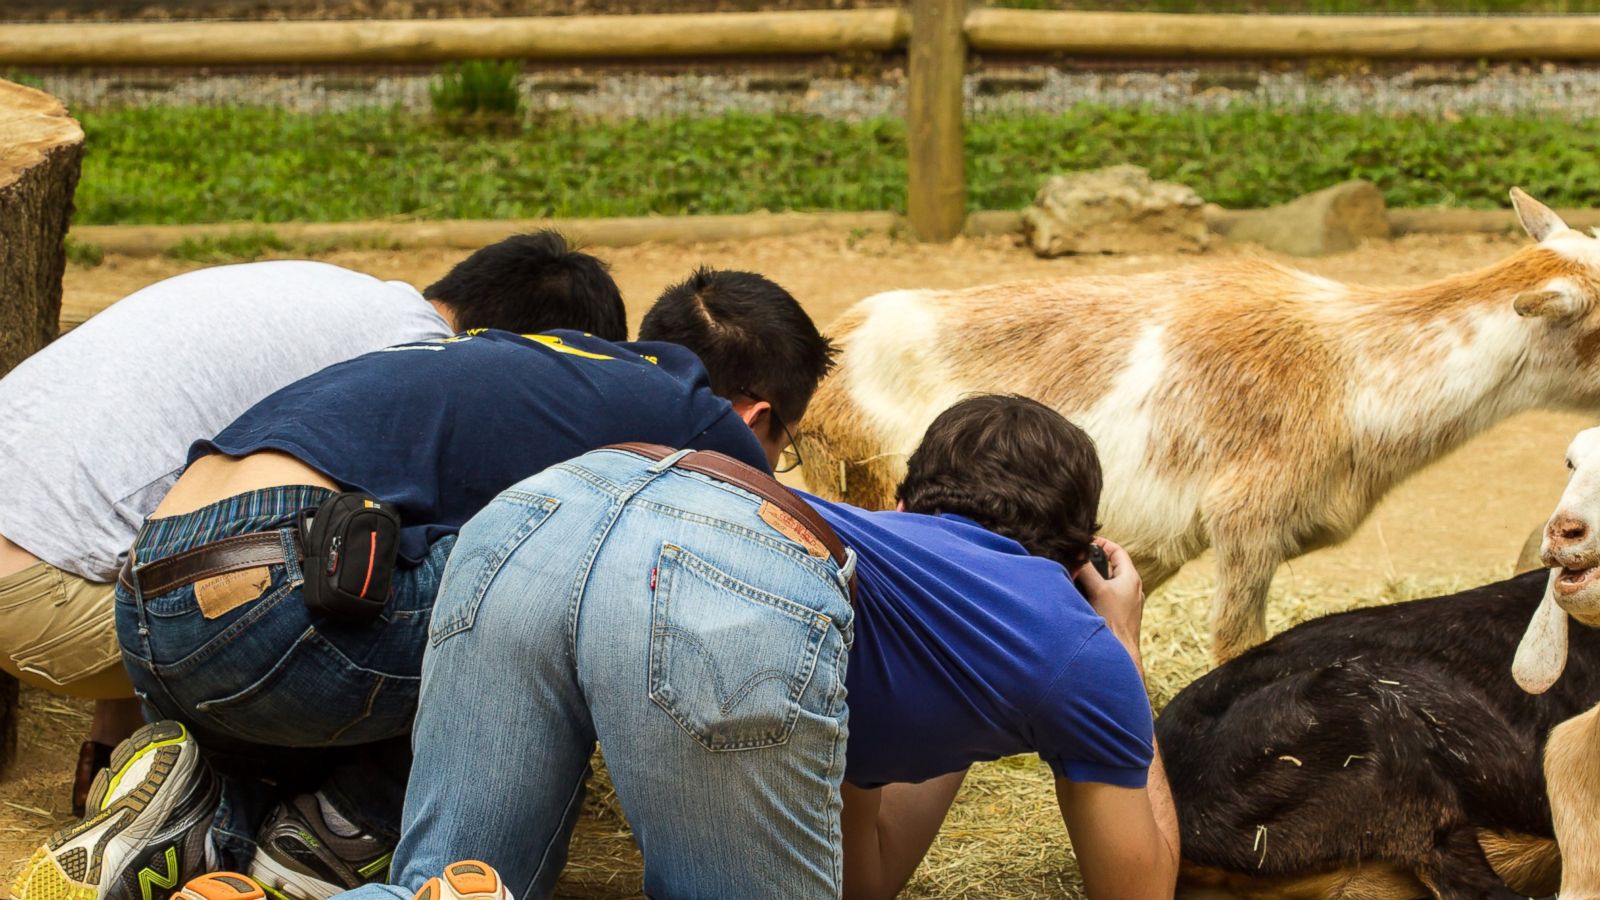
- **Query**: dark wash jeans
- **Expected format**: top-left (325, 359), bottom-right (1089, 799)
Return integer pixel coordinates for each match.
top-left (114, 485), bottom-right (454, 870)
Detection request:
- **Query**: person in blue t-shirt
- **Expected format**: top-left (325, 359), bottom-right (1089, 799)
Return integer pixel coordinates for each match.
top-left (822, 395), bottom-right (1177, 899)
top-left (284, 394), bottom-right (1174, 900)
top-left (47, 269), bottom-right (836, 900)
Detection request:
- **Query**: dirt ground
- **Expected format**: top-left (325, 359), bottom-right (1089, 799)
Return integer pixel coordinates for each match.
top-left (5, 230), bottom-right (1593, 898)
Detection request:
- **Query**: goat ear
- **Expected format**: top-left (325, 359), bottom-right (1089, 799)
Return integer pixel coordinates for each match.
top-left (1514, 574), bottom-right (1569, 694)
top-left (1511, 187), bottom-right (1568, 242)
top-left (1514, 289), bottom-right (1583, 319)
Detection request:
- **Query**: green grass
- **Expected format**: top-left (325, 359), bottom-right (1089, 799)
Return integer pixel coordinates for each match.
top-left (430, 59), bottom-right (523, 118)
top-left (163, 229), bottom-right (293, 263)
top-left (63, 236), bottom-right (104, 267)
top-left (72, 104), bottom-right (1600, 225)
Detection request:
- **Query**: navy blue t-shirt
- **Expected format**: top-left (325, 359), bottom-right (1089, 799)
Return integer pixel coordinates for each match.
top-left (803, 495), bottom-right (1155, 789)
top-left (194, 330), bottom-right (768, 564)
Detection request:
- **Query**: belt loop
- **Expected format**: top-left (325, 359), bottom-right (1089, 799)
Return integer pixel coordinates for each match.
top-left (646, 448), bottom-right (695, 473)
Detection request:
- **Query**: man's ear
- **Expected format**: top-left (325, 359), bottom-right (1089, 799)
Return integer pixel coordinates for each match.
top-left (731, 398), bottom-right (773, 435)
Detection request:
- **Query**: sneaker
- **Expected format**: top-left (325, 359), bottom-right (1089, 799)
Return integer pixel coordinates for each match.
top-left (247, 795), bottom-right (392, 900)
top-left (413, 862), bottom-right (512, 900)
top-left (11, 720), bottom-right (219, 900)
top-left (172, 873), bottom-right (264, 900)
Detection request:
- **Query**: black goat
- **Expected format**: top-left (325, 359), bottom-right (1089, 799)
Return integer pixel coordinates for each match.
top-left (1157, 570), bottom-right (1600, 898)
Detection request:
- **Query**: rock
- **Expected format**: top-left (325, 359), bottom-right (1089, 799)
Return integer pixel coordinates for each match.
top-left (1021, 165), bottom-right (1208, 257)
top-left (1224, 179), bottom-right (1390, 257)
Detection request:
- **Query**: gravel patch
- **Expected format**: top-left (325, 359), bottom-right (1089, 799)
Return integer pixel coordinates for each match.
top-left (29, 62), bottom-right (1600, 118)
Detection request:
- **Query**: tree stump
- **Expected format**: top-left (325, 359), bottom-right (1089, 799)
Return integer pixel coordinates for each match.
top-left (0, 78), bottom-right (84, 775)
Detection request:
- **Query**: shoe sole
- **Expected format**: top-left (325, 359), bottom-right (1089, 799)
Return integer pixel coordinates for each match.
top-left (248, 849), bottom-right (345, 900)
top-left (10, 721), bottom-right (197, 900)
top-left (174, 873), bottom-right (264, 900)
top-left (441, 862), bottom-right (507, 900)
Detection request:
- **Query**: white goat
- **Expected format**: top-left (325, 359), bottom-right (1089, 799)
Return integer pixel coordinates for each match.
top-left (1515, 426), bottom-right (1600, 899)
top-left (799, 189), bottom-right (1600, 661)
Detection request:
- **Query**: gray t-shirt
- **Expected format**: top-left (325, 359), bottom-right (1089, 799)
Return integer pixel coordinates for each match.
top-left (0, 260), bottom-right (452, 581)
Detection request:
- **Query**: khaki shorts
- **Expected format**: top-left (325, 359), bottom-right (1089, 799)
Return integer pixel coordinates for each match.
top-left (0, 562), bottom-right (132, 699)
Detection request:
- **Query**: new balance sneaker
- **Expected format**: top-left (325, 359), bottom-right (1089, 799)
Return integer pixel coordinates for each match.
top-left (413, 862), bottom-right (512, 900)
top-left (247, 794), bottom-right (392, 900)
top-left (11, 720), bottom-right (219, 900)
top-left (171, 873), bottom-right (264, 900)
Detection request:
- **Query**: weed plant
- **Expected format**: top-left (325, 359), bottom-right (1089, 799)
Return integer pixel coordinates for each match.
top-left (429, 60), bottom-right (523, 119)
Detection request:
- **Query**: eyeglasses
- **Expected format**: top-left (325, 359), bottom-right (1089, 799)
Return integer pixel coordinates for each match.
top-left (741, 387), bottom-right (802, 474)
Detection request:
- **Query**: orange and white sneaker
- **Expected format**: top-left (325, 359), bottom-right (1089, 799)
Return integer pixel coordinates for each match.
top-left (412, 862), bottom-right (512, 900)
top-left (172, 872), bottom-right (266, 900)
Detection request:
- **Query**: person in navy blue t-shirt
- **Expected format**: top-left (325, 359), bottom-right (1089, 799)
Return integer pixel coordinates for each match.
top-left (97, 269), bottom-right (838, 897)
top-left (326, 393), bottom-right (1174, 900)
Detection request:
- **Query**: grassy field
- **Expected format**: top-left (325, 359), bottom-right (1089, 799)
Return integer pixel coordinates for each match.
top-left (73, 104), bottom-right (1600, 226)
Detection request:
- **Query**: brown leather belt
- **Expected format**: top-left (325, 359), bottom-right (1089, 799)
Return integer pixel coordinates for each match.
top-left (606, 442), bottom-right (855, 605)
top-left (120, 446), bottom-right (855, 605)
top-left (119, 530), bottom-right (299, 598)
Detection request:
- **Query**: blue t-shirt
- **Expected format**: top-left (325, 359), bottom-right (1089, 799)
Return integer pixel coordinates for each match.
top-left (803, 495), bottom-right (1155, 789)
top-left (195, 330), bottom-right (768, 564)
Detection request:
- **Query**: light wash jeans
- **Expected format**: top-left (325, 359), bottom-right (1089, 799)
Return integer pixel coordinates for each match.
top-left (339, 447), bottom-right (856, 900)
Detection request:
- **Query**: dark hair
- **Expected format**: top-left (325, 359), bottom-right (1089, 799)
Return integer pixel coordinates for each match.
top-left (897, 395), bottom-right (1102, 570)
top-left (638, 267), bottom-right (836, 425)
top-left (423, 231), bottom-right (627, 342)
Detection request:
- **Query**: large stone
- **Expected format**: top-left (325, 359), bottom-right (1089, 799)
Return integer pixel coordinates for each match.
top-left (1021, 165), bottom-right (1208, 257)
top-left (1225, 179), bottom-right (1390, 257)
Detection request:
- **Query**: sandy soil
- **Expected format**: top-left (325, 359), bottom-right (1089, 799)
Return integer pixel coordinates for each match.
top-left (6, 229), bottom-right (1593, 898)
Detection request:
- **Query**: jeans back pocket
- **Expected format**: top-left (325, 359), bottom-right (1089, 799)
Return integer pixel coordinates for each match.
top-left (648, 544), bottom-right (832, 751)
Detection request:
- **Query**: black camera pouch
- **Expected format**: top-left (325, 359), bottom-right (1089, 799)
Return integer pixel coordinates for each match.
top-left (298, 492), bottom-right (402, 623)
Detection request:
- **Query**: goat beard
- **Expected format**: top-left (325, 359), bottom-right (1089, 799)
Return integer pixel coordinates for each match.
top-left (1515, 571), bottom-right (1570, 695)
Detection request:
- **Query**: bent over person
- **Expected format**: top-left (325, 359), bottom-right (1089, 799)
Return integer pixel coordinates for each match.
top-left (0, 231), bottom-right (625, 816)
top-left (12, 270), bottom-right (835, 900)
top-left (303, 394), bottom-right (1176, 899)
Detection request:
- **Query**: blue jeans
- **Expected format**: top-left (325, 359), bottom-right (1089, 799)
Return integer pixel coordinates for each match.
top-left (338, 447), bottom-right (855, 900)
top-left (115, 485), bottom-right (455, 869)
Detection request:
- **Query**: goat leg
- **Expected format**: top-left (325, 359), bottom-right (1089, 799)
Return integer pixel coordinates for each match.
top-left (1416, 828), bottom-right (1525, 900)
top-left (1207, 534), bottom-right (1281, 665)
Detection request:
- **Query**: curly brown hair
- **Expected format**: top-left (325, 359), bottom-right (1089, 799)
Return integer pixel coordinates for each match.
top-left (896, 395), bottom-right (1102, 570)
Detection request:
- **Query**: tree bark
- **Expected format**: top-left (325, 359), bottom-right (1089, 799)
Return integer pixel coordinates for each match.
top-left (0, 78), bottom-right (84, 775)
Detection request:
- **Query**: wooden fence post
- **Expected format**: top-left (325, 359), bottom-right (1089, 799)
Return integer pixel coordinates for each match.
top-left (907, 0), bottom-right (967, 242)
top-left (0, 78), bottom-right (84, 775)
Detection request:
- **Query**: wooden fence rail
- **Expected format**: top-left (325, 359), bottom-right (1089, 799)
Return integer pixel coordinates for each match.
top-left (8, 5), bottom-right (1600, 241)
top-left (0, 10), bottom-right (909, 66)
top-left (965, 8), bottom-right (1600, 60)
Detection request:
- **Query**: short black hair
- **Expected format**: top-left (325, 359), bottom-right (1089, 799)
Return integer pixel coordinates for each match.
top-left (638, 267), bottom-right (836, 425)
top-left (897, 395), bottom-right (1102, 570)
top-left (423, 231), bottom-right (626, 342)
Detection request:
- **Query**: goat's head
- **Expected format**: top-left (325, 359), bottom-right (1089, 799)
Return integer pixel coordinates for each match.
top-left (1515, 426), bottom-right (1600, 694)
top-left (1507, 188), bottom-right (1600, 405)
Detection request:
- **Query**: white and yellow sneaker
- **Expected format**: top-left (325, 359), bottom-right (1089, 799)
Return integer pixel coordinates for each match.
top-left (11, 720), bottom-right (218, 900)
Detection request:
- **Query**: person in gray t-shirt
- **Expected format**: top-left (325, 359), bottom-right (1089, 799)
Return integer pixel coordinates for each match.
top-left (0, 231), bottom-right (626, 813)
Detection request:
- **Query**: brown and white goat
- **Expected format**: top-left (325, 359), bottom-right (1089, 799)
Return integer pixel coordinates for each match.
top-left (1514, 425), bottom-right (1600, 898)
top-left (798, 189), bottom-right (1600, 661)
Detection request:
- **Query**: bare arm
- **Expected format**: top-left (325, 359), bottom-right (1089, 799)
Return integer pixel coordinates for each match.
top-left (1057, 743), bottom-right (1178, 899)
top-left (1057, 538), bottom-right (1180, 898)
top-left (841, 770), bottom-right (968, 900)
